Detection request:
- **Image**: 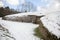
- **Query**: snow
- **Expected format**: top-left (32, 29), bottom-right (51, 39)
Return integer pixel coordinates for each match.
top-left (0, 17), bottom-right (2, 20)
top-left (41, 11), bottom-right (60, 38)
top-left (0, 19), bottom-right (40, 40)
top-left (5, 12), bottom-right (45, 18)
top-left (0, 12), bottom-right (45, 40)
top-left (0, 11), bottom-right (60, 39)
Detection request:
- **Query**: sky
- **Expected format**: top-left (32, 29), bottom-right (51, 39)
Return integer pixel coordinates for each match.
top-left (1, 0), bottom-right (50, 8)
top-left (0, 1), bottom-right (4, 7)
top-left (0, 0), bottom-right (60, 12)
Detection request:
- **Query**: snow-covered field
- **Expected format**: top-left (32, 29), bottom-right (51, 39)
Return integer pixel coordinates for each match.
top-left (0, 19), bottom-right (40, 40)
top-left (0, 11), bottom-right (60, 40)
top-left (0, 12), bottom-right (44, 40)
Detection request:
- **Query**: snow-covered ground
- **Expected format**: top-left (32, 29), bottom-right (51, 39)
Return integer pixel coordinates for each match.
top-left (0, 19), bottom-right (40, 40)
top-left (41, 11), bottom-right (60, 38)
top-left (0, 12), bottom-right (44, 40)
top-left (0, 11), bottom-right (60, 40)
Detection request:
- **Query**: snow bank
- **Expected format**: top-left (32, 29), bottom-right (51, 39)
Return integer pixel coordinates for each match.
top-left (0, 20), bottom-right (40, 40)
top-left (5, 12), bottom-right (45, 18)
top-left (41, 11), bottom-right (60, 38)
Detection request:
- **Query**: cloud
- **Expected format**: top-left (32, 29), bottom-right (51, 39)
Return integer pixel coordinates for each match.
top-left (6, 0), bottom-right (25, 6)
top-left (37, 0), bottom-right (60, 13)
top-left (0, 1), bottom-right (4, 7)
top-left (6, 0), bottom-right (19, 6)
top-left (19, 0), bottom-right (25, 4)
top-left (40, 0), bottom-right (48, 2)
top-left (37, 6), bottom-right (47, 13)
top-left (47, 0), bottom-right (60, 12)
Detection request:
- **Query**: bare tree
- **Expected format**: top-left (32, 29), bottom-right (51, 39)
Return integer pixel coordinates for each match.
top-left (17, 1), bottom-right (37, 12)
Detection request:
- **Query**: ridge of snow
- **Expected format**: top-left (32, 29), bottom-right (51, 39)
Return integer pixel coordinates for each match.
top-left (5, 12), bottom-right (45, 17)
top-left (41, 11), bottom-right (60, 38)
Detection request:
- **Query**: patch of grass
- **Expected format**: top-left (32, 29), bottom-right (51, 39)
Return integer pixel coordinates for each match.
top-left (34, 27), bottom-right (43, 39)
top-left (34, 27), bottom-right (60, 40)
